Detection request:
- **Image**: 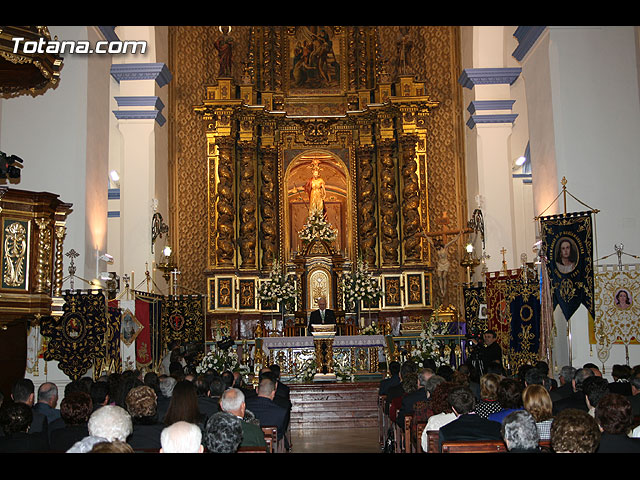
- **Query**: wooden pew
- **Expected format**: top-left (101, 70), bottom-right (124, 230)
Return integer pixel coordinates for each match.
top-left (378, 395), bottom-right (387, 446)
top-left (413, 421), bottom-right (428, 453)
top-left (441, 440), bottom-right (508, 453)
top-left (238, 445), bottom-right (268, 453)
top-left (262, 426), bottom-right (277, 453)
top-left (425, 430), bottom-right (440, 453)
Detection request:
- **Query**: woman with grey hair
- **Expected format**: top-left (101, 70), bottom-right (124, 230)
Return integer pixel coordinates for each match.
top-left (501, 410), bottom-right (540, 452)
top-left (66, 405), bottom-right (133, 453)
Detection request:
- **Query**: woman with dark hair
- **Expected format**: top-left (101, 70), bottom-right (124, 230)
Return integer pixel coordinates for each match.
top-left (555, 238), bottom-right (577, 274)
top-left (595, 393), bottom-right (640, 452)
top-left (421, 381), bottom-right (457, 451)
top-left (125, 385), bottom-right (164, 451)
top-left (49, 391), bottom-right (93, 452)
top-left (389, 370), bottom-right (418, 425)
top-left (163, 380), bottom-right (205, 428)
top-left (615, 289), bottom-right (631, 310)
top-left (0, 402), bottom-right (49, 452)
top-left (488, 377), bottom-right (524, 424)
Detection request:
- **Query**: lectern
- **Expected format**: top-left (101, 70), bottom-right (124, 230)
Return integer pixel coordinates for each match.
top-left (311, 323), bottom-right (336, 382)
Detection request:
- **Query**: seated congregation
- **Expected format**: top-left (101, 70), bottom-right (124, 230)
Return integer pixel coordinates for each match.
top-left (0, 363), bottom-right (291, 454)
top-left (380, 359), bottom-right (640, 453)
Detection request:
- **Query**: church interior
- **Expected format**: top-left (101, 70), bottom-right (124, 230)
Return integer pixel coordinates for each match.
top-left (0, 25), bottom-right (639, 453)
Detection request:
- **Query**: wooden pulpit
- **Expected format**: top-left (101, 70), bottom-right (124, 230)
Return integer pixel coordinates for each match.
top-left (311, 323), bottom-right (336, 382)
top-left (0, 187), bottom-right (72, 398)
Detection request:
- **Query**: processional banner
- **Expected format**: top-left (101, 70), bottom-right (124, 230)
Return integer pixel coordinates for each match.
top-left (485, 270), bottom-right (541, 373)
top-left (540, 211), bottom-right (595, 324)
top-left (161, 294), bottom-right (205, 352)
top-left (462, 283), bottom-right (486, 336)
top-left (132, 292), bottom-right (164, 371)
top-left (593, 264), bottom-right (640, 365)
top-left (41, 290), bottom-right (109, 380)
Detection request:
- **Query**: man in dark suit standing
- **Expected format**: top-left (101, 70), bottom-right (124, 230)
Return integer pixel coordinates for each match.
top-left (308, 297), bottom-right (336, 333)
top-left (438, 386), bottom-right (502, 449)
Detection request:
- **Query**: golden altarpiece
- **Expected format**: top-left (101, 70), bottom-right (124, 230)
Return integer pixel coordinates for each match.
top-left (172, 26), bottom-right (468, 345)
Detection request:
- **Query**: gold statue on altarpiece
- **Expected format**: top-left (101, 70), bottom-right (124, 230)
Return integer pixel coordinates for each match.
top-left (304, 159), bottom-right (326, 219)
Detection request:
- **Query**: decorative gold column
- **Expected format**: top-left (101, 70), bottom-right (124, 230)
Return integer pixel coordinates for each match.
top-left (377, 138), bottom-right (399, 266)
top-left (259, 146), bottom-right (278, 270)
top-left (215, 136), bottom-right (236, 267)
top-left (399, 133), bottom-right (421, 263)
top-left (53, 224), bottom-right (66, 296)
top-left (356, 145), bottom-right (377, 268)
top-left (238, 140), bottom-right (257, 269)
top-left (34, 217), bottom-right (52, 294)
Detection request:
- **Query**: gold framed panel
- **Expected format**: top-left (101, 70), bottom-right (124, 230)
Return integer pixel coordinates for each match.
top-left (405, 272), bottom-right (424, 307)
top-left (1, 217), bottom-right (31, 291)
top-left (238, 277), bottom-right (258, 311)
top-left (216, 276), bottom-right (235, 310)
top-left (307, 266), bottom-right (331, 310)
top-left (206, 277), bottom-right (216, 312)
top-left (382, 274), bottom-right (403, 309)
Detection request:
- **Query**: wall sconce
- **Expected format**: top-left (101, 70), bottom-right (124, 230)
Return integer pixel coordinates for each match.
top-left (157, 243), bottom-right (177, 283)
top-left (109, 170), bottom-right (120, 188)
top-left (460, 243), bottom-right (480, 284)
top-left (151, 212), bottom-right (169, 254)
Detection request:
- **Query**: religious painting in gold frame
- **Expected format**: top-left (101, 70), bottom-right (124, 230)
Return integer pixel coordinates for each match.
top-left (120, 308), bottom-right (143, 347)
top-left (284, 26), bottom-right (347, 97)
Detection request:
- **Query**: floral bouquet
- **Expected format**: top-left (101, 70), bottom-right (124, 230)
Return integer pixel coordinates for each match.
top-left (298, 210), bottom-right (338, 244)
top-left (360, 322), bottom-right (381, 335)
top-left (341, 258), bottom-right (382, 312)
top-left (196, 346), bottom-right (250, 375)
top-left (410, 317), bottom-right (451, 368)
top-left (258, 260), bottom-right (297, 311)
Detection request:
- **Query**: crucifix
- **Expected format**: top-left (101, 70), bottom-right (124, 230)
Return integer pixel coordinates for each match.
top-left (422, 211), bottom-right (473, 302)
top-left (500, 247), bottom-right (508, 273)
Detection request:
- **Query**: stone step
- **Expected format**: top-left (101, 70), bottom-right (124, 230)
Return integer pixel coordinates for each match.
top-left (288, 382), bottom-right (379, 429)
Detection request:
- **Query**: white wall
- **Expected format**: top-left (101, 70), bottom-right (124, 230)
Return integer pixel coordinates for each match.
top-left (0, 26), bottom-right (93, 283)
top-left (521, 26), bottom-right (640, 377)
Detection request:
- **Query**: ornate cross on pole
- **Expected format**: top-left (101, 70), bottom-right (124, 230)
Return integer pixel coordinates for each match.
top-left (500, 247), bottom-right (508, 273)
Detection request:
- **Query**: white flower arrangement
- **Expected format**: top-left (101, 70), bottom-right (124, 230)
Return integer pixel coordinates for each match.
top-left (291, 353), bottom-right (356, 382)
top-left (258, 261), bottom-right (297, 310)
top-left (411, 317), bottom-right (451, 368)
top-left (341, 258), bottom-right (382, 312)
top-left (360, 322), bottom-right (381, 335)
top-left (196, 346), bottom-right (250, 375)
top-left (298, 210), bottom-right (338, 244)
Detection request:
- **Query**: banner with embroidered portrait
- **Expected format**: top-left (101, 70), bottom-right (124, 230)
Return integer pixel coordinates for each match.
top-left (540, 211), bottom-right (595, 323)
top-left (593, 264), bottom-right (640, 365)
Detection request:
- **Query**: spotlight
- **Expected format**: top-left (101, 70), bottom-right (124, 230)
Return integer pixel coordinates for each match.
top-left (99, 253), bottom-right (114, 263)
top-left (0, 151), bottom-right (23, 179)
